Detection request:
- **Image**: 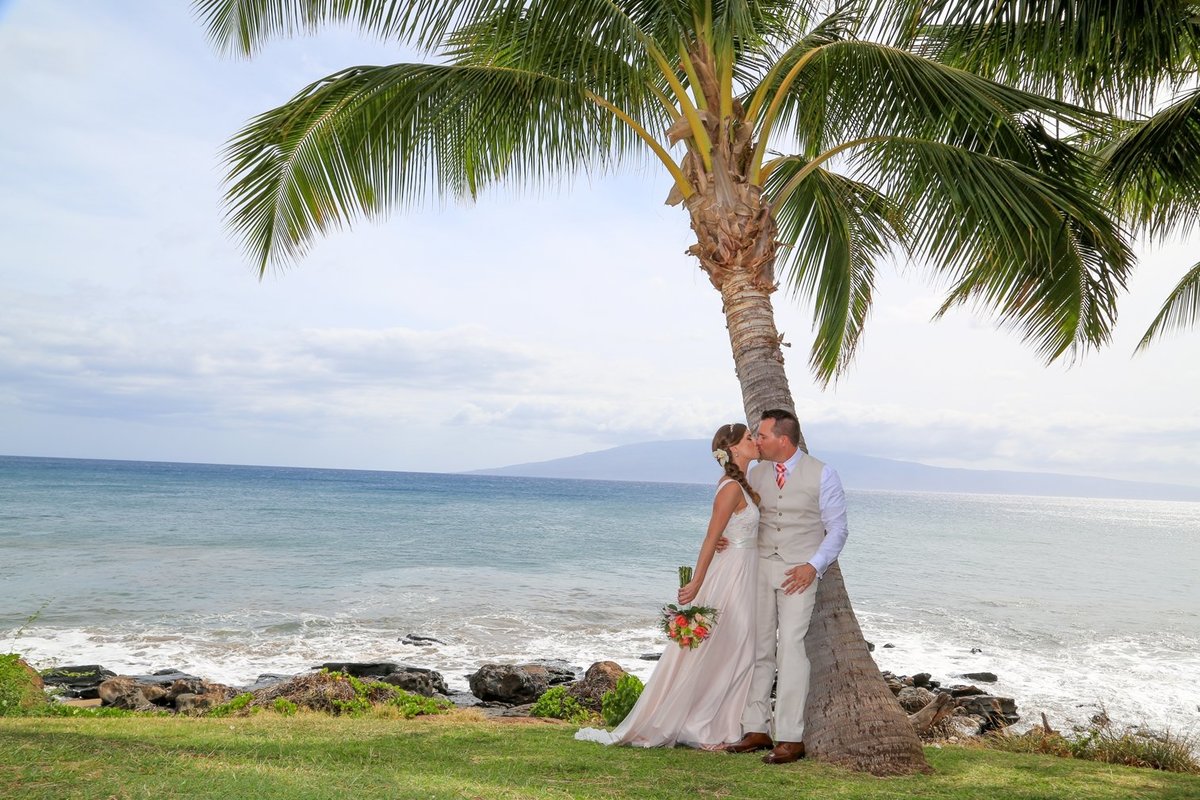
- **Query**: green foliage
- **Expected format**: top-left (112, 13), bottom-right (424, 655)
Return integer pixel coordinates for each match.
top-left (325, 671), bottom-right (377, 716)
top-left (206, 671), bottom-right (453, 719)
top-left (985, 722), bottom-right (1200, 774)
top-left (600, 674), bottom-right (643, 728)
top-left (0, 653), bottom-right (48, 717)
top-left (324, 670), bottom-right (450, 718)
top-left (272, 697), bottom-right (298, 716)
top-left (209, 692), bottom-right (257, 718)
top-left (385, 692), bottom-right (453, 719)
top-left (530, 686), bottom-right (590, 724)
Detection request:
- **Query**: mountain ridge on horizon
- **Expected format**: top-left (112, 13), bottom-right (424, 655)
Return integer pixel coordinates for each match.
top-left (470, 439), bottom-right (1200, 502)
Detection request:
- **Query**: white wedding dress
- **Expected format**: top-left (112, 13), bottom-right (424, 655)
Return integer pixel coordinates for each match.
top-left (576, 480), bottom-right (759, 748)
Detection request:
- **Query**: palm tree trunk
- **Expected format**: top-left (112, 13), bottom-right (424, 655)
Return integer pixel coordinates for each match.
top-left (804, 563), bottom-right (932, 775)
top-left (718, 272), bottom-right (805, 451)
top-left (707, 216), bottom-right (929, 776)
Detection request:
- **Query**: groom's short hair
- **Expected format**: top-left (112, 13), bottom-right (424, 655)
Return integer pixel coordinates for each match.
top-left (760, 409), bottom-right (800, 446)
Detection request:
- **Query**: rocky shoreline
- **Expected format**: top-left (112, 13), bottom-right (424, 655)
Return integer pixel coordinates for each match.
top-left (35, 652), bottom-right (1021, 743)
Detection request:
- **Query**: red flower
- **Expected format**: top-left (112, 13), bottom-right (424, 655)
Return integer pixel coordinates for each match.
top-left (675, 614), bottom-right (688, 627)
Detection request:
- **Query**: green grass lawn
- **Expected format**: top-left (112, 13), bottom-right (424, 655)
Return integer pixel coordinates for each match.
top-left (3, 711), bottom-right (1198, 800)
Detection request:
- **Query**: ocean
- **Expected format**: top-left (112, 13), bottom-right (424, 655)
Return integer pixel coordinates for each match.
top-left (2, 455), bottom-right (1197, 735)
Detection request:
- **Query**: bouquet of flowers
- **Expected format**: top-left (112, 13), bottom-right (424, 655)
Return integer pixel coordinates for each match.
top-left (661, 566), bottom-right (719, 649)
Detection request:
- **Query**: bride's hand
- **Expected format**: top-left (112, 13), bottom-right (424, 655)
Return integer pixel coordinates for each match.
top-left (678, 581), bottom-right (699, 605)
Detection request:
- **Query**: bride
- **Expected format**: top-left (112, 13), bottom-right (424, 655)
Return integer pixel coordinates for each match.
top-left (576, 422), bottom-right (760, 749)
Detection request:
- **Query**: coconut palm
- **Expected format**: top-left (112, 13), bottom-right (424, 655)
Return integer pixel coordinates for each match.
top-left (196, 0), bottom-right (1133, 774)
top-left (903, 1), bottom-right (1200, 348)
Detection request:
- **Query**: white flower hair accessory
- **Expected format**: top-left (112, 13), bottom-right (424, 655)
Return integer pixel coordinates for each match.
top-left (712, 448), bottom-right (729, 466)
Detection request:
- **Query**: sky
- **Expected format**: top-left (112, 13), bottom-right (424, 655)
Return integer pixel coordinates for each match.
top-left (1, 1), bottom-right (1198, 487)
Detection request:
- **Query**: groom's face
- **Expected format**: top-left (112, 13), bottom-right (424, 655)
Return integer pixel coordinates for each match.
top-left (755, 419), bottom-right (786, 462)
top-left (753, 419), bottom-right (792, 462)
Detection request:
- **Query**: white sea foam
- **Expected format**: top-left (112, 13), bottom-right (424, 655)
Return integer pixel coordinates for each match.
top-left (860, 610), bottom-right (1200, 736)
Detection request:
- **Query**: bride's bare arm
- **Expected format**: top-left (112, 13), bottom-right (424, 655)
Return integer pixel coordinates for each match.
top-left (678, 482), bottom-right (744, 605)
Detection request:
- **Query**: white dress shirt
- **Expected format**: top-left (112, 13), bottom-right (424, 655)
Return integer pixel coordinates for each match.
top-left (775, 450), bottom-right (849, 577)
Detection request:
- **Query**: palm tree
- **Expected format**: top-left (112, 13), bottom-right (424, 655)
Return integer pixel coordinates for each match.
top-left (903, 1), bottom-right (1200, 348)
top-left (196, 0), bottom-right (1133, 774)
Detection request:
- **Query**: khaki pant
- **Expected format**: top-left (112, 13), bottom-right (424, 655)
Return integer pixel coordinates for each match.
top-left (740, 555), bottom-right (818, 742)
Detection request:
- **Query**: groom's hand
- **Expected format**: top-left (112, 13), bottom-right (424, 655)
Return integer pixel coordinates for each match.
top-left (782, 564), bottom-right (817, 595)
top-left (714, 536), bottom-right (730, 552)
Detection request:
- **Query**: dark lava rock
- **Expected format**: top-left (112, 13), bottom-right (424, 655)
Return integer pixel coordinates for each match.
top-left (961, 671), bottom-right (998, 683)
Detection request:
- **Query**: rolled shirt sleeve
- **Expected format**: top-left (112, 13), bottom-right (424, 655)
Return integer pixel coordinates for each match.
top-left (807, 464), bottom-right (848, 577)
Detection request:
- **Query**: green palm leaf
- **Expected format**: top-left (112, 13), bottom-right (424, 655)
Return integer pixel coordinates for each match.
top-left (857, 135), bottom-right (1133, 360)
top-left (1137, 261), bottom-right (1200, 349)
top-left (224, 62), bottom-right (625, 273)
top-left (766, 158), bottom-right (906, 383)
top-left (901, 0), bottom-right (1200, 108)
top-left (194, 0), bottom-right (463, 54)
top-left (757, 37), bottom-right (1108, 162)
top-left (1103, 86), bottom-right (1200, 237)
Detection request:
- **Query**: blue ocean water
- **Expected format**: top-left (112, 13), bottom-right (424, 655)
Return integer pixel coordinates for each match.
top-left (2, 455), bottom-right (1197, 734)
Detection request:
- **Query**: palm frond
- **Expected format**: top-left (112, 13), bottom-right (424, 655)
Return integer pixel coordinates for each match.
top-left (223, 62), bottom-right (627, 273)
top-left (903, 0), bottom-right (1200, 109)
top-left (193, 0), bottom-right (467, 54)
top-left (1136, 261), bottom-right (1200, 350)
top-left (1103, 86), bottom-right (1200, 237)
top-left (741, 4), bottom-right (861, 122)
top-left (444, 7), bottom-right (667, 128)
top-left (759, 38), bottom-right (1109, 164)
top-left (765, 157), bottom-right (907, 383)
top-left (710, 0), bottom-right (825, 55)
top-left (856, 136), bottom-right (1134, 360)
top-left (193, 0), bottom-right (698, 56)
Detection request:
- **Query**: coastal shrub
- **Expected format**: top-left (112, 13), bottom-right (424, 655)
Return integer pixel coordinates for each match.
top-left (385, 691), bottom-right (453, 719)
top-left (210, 692), bottom-right (257, 718)
top-left (328, 671), bottom-right (388, 716)
top-left (530, 687), bottom-right (590, 724)
top-left (1072, 727), bottom-right (1199, 773)
top-left (0, 653), bottom-right (48, 716)
top-left (985, 724), bottom-right (1199, 774)
top-left (271, 698), bottom-right (298, 716)
top-left (207, 671), bottom-right (453, 719)
top-left (601, 674), bottom-right (643, 728)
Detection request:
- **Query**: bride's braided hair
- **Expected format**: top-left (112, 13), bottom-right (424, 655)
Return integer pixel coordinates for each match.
top-left (711, 423), bottom-right (760, 506)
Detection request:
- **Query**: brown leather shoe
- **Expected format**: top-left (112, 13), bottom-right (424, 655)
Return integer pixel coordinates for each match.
top-left (723, 731), bottom-right (773, 753)
top-left (762, 741), bottom-right (806, 764)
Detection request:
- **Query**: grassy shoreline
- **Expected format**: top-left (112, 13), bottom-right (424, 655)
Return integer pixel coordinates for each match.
top-left (4, 712), bottom-right (1199, 799)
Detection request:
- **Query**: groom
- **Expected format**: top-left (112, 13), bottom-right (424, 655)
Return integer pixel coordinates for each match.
top-left (725, 409), bottom-right (850, 764)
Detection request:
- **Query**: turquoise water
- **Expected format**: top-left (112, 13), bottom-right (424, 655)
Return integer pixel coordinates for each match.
top-left (2, 455), bottom-right (1197, 734)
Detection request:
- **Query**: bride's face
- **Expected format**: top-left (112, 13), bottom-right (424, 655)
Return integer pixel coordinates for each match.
top-left (729, 430), bottom-right (757, 462)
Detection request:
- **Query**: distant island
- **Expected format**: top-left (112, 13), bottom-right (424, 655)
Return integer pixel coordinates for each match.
top-left (471, 440), bottom-right (1200, 502)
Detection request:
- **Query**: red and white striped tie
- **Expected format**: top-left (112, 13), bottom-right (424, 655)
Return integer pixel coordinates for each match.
top-left (775, 462), bottom-right (787, 489)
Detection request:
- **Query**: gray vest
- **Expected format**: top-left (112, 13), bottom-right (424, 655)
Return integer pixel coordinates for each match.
top-left (751, 453), bottom-right (827, 563)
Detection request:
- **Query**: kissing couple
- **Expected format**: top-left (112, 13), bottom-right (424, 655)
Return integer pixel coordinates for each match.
top-left (576, 409), bottom-right (849, 763)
